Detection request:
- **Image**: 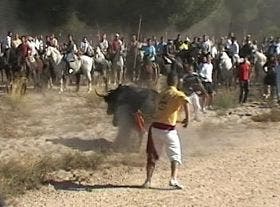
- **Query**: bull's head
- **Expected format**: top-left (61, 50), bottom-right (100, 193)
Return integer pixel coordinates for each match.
top-left (95, 86), bottom-right (122, 116)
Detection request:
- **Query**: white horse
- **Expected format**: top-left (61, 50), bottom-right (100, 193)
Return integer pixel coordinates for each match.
top-left (219, 51), bottom-right (233, 88)
top-left (111, 51), bottom-right (124, 85)
top-left (45, 46), bottom-right (93, 93)
top-left (92, 46), bottom-right (111, 86)
top-left (254, 51), bottom-right (267, 83)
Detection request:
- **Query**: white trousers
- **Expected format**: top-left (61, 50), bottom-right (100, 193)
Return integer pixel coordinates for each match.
top-left (151, 127), bottom-right (182, 164)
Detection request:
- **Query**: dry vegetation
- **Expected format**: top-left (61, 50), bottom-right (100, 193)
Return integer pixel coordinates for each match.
top-left (213, 90), bottom-right (238, 110)
top-left (0, 152), bottom-right (104, 198)
top-left (0, 150), bottom-right (144, 200)
top-left (251, 108), bottom-right (280, 122)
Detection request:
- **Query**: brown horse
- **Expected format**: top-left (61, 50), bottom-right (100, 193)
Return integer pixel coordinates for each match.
top-left (139, 56), bottom-right (159, 88)
top-left (26, 55), bottom-right (45, 92)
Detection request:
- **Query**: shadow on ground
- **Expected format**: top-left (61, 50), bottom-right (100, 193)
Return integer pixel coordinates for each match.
top-left (46, 137), bottom-right (114, 153)
top-left (47, 180), bottom-right (177, 192)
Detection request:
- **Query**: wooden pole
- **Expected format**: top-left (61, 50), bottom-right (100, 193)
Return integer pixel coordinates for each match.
top-left (95, 21), bottom-right (101, 43)
top-left (133, 15), bottom-right (142, 70)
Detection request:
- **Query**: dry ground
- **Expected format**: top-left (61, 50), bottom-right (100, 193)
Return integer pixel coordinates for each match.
top-left (0, 87), bottom-right (279, 207)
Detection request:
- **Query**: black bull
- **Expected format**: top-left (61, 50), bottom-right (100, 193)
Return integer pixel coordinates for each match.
top-left (96, 85), bottom-right (158, 152)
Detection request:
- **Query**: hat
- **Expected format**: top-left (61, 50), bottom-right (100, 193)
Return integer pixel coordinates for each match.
top-left (115, 33), bottom-right (120, 37)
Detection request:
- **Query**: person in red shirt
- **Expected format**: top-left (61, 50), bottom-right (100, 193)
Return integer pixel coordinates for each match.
top-left (17, 36), bottom-right (31, 64)
top-left (238, 56), bottom-right (251, 104)
top-left (112, 33), bottom-right (122, 54)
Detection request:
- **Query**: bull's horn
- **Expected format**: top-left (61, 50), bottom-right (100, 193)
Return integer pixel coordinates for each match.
top-left (95, 89), bottom-right (107, 98)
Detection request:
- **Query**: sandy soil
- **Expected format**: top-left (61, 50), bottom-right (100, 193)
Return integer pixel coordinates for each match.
top-left (0, 88), bottom-right (280, 207)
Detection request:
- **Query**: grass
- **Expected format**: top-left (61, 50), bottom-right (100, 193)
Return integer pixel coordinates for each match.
top-left (213, 90), bottom-right (238, 110)
top-left (251, 109), bottom-right (280, 122)
top-left (0, 151), bottom-right (144, 200)
top-left (0, 152), bottom-right (105, 198)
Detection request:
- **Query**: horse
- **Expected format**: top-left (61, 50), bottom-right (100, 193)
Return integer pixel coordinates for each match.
top-left (139, 55), bottom-right (160, 88)
top-left (45, 46), bottom-right (93, 93)
top-left (0, 54), bottom-right (5, 84)
top-left (125, 48), bottom-right (142, 82)
top-left (218, 51), bottom-right (234, 89)
top-left (92, 46), bottom-right (111, 87)
top-left (111, 51), bottom-right (124, 85)
top-left (26, 55), bottom-right (45, 92)
top-left (254, 51), bottom-right (267, 84)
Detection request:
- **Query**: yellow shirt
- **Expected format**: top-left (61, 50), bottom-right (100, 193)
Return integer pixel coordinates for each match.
top-left (155, 86), bottom-right (189, 126)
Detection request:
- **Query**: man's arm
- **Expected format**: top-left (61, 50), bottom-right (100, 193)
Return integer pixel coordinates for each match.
top-left (182, 101), bottom-right (190, 128)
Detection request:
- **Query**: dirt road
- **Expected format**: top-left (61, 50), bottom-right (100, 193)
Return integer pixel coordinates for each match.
top-left (1, 91), bottom-right (279, 207)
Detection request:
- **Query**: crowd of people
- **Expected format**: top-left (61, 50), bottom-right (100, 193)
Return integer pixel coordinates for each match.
top-left (1, 31), bottom-right (280, 107)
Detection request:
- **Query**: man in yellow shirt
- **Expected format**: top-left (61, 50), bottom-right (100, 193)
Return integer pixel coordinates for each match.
top-left (143, 73), bottom-right (190, 189)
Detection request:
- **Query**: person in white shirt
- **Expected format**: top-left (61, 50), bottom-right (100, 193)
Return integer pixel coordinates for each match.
top-left (4, 31), bottom-right (12, 49)
top-left (199, 55), bottom-right (214, 111)
top-left (230, 37), bottom-right (240, 66)
top-left (80, 36), bottom-right (93, 56)
top-left (35, 35), bottom-right (44, 55)
top-left (4, 31), bottom-right (12, 63)
top-left (99, 33), bottom-right (109, 56)
top-left (27, 36), bottom-right (38, 57)
top-left (201, 35), bottom-right (211, 54)
top-left (50, 34), bottom-right (59, 49)
top-left (276, 37), bottom-right (280, 56)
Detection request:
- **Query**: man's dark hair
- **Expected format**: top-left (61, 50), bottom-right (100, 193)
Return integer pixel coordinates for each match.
top-left (167, 72), bottom-right (178, 86)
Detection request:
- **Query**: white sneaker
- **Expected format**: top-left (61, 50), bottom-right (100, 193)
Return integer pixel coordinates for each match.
top-left (142, 180), bottom-right (151, 189)
top-left (169, 179), bottom-right (184, 190)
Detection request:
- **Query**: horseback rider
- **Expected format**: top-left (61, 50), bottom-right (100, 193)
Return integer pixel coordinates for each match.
top-left (65, 34), bottom-right (77, 60)
top-left (17, 36), bottom-right (32, 65)
top-left (64, 34), bottom-right (78, 73)
top-left (12, 33), bottom-right (22, 49)
top-left (173, 34), bottom-right (183, 53)
top-left (27, 36), bottom-right (38, 57)
top-left (143, 38), bottom-right (156, 63)
top-left (99, 33), bottom-right (109, 57)
top-left (80, 36), bottom-right (93, 57)
top-left (201, 35), bottom-right (212, 55)
top-left (240, 35), bottom-right (254, 64)
top-left (126, 34), bottom-right (140, 81)
top-left (3, 31), bottom-right (13, 64)
top-left (162, 40), bottom-right (176, 64)
top-left (50, 34), bottom-right (59, 49)
top-left (230, 36), bottom-right (240, 66)
top-left (112, 33), bottom-right (122, 55)
top-left (34, 35), bottom-right (44, 56)
top-left (156, 36), bottom-right (167, 56)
